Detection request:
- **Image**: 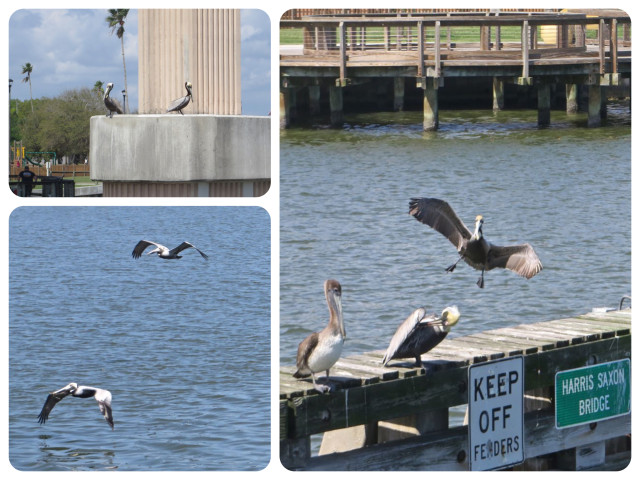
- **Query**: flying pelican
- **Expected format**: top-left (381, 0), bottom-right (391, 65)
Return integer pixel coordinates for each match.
top-left (409, 197), bottom-right (542, 288)
top-left (104, 83), bottom-right (124, 118)
top-left (166, 81), bottom-right (193, 115)
top-left (293, 279), bottom-right (346, 394)
top-left (37, 383), bottom-right (114, 429)
top-left (132, 240), bottom-right (209, 260)
top-left (382, 306), bottom-right (460, 367)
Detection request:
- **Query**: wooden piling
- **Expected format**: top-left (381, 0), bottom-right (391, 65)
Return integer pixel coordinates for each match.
top-left (537, 83), bottom-right (551, 126)
top-left (588, 85), bottom-right (602, 127)
top-left (566, 84), bottom-right (578, 114)
top-left (423, 78), bottom-right (439, 131)
top-left (393, 77), bottom-right (405, 112)
top-left (308, 85), bottom-right (321, 116)
top-left (330, 86), bottom-right (344, 127)
top-left (492, 77), bottom-right (504, 111)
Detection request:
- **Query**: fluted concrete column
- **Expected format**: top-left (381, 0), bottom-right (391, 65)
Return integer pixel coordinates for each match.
top-left (138, 9), bottom-right (241, 114)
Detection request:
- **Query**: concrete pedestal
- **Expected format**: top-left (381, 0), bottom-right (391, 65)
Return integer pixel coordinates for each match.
top-left (90, 114), bottom-right (270, 196)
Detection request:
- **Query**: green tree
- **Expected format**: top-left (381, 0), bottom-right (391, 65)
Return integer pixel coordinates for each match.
top-left (21, 62), bottom-right (34, 113)
top-left (20, 88), bottom-right (104, 163)
top-left (106, 9), bottom-right (130, 114)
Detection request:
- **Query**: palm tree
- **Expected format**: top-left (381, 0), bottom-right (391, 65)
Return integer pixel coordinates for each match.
top-left (93, 80), bottom-right (105, 98)
top-left (106, 9), bottom-right (130, 113)
top-left (21, 62), bottom-right (34, 112)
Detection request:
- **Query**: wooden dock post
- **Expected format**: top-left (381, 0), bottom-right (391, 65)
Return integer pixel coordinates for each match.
top-left (537, 83), bottom-right (551, 127)
top-left (280, 87), bottom-right (295, 129)
top-left (493, 77), bottom-right (504, 111)
top-left (308, 84), bottom-right (321, 116)
top-left (330, 85), bottom-right (344, 127)
top-left (588, 85), bottom-right (602, 128)
top-left (566, 84), bottom-right (578, 114)
top-left (393, 77), bottom-right (405, 112)
top-left (423, 78), bottom-right (439, 131)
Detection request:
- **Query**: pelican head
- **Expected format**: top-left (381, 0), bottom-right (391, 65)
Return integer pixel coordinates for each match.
top-left (105, 83), bottom-right (114, 97)
top-left (54, 382), bottom-right (78, 394)
top-left (185, 81), bottom-right (193, 98)
top-left (441, 305), bottom-right (460, 329)
top-left (472, 215), bottom-right (484, 240)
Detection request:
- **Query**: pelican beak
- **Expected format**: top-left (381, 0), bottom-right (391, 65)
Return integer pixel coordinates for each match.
top-left (472, 215), bottom-right (483, 240)
top-left (335, 295), bottom-right (346, 338)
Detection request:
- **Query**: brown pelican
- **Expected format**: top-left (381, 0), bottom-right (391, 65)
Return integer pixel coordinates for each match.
top-left (104, 82), bottom-right (123, 118)
top-left (166, 81), bottom-right (193, 115)
top-left (132, 240), bottom-right (208, 260)
top-left (293, 279), bottom-right (346, 393)
top-left (37, 383), bottom-right (114, 429)
top-left (382, 306), bottom-right (460, 367)
top-left (409, 197), bottom-right (542, 288)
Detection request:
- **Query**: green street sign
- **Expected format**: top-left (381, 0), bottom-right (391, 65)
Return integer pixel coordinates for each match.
top-left (555, 359), bottom-right (630, 429)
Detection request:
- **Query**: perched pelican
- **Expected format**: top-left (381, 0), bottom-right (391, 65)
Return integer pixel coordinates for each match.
top-left (132, 240), bottom-right (208, 260)
top-left (382, 306), bottom-right (460, 367)
top-left (37, 383), bottom-right (114, 429)
top-left (409, 197), bottom-right (542, 288)
top-left (104, 83), bottom-right (124, 118)
top-left (166, 81), bottom-right (193, 115)
top-left (293, 279), bottom-right (346, 393)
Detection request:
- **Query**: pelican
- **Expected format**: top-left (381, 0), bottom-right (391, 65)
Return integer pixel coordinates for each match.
top-left (132, 240), bottom-right (208, 260)
top-left (382, 306), bottom-right (460, 367)
top-left (104, 83), bottom-right (124, 118)
top-left (166, 81), bottom-right (193, 115)
top-left (293, 279), bottom-right (346, 393)
top-left (37, 383), bottom-right (114, 429)
top-left (409, 197), bottom-right (542, 288)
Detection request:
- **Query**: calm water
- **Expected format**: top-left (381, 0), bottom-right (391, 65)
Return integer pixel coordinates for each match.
top-left (280, 105), bottom-right (631, 365)
top-left (9, 207), bottom-right (270, 471)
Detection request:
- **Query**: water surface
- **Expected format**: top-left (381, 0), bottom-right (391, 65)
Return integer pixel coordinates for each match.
top-left (9, 207), bottom-right (271, 471)
top-left (280, 105), bottom-right (631, 365)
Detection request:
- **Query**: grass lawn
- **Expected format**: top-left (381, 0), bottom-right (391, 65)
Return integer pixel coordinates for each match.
top-left (280, 24), bottom-right (602, 45)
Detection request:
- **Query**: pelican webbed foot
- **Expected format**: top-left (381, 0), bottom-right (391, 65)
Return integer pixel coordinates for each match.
top-left (445, 264), bottom-right (457, 272)
top-left (477, 271), bottom-right (485, 288)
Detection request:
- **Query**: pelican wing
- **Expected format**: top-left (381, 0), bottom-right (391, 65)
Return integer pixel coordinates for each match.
top-left (167, 95), bottom-right (190, 113)
top-left (132, 240), bottom-right (164, 259)
top-left (171, 241), bottom-right (209, 260)
top-left (105, 96), bottom-right (123, 114)
top-left (409, 198), bottom-right (472, 251)
top-left (487, 243), bottom-right (543, 278)
top-left (293, 332), bottom-right (320, 378)
top-left (93, 388), bottom-right (114, 429)
top-left (37, 384), bottom-right (75, 424)
top-left (382, 308), bottom-right (428, 365)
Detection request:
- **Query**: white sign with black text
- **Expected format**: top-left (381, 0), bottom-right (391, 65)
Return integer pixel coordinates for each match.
top-left (468, 356), bottom-right (524, 471)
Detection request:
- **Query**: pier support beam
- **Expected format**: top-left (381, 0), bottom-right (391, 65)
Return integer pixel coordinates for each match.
top-left (308, 85), bottom-right (321, 116)
top-left (393, 77), bottom-right (405, 111)
top-left (280, 88), bottom-right (296, 129)
top-left (537, 83), bottom-right (551, 127)
top-left (329, 86), bottom-right (344, 128)
top-left (588, 85), bottom-right (602, 127)
top-left (566, 84), bottom-right (578, 114)
top-left (492, 77), bottom-right (504, 111)
top-left (422, 78), bottom-right (439, 131)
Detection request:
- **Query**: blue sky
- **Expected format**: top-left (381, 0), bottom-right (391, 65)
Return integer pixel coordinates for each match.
top-left (8, 9), bottom-right (270, 115)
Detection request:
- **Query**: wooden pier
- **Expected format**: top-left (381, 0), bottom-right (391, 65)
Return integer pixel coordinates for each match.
top-left (280, 307), bottom-right (631, 470)
top-left (280, 10), bottom-right (631, 130)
